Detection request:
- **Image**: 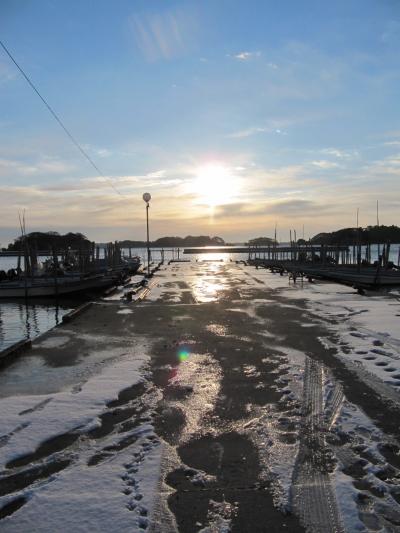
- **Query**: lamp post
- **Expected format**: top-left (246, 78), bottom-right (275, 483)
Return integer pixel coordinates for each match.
top-left (142, 192), bottom-right (151, 277)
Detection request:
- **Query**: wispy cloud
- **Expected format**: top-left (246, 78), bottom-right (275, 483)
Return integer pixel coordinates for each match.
top-left (381, 20), bottom-right (400, 43)
top-left (233, 51), bottom-right (261, 61)
top-left (227, 126), bottom-right (269, 139)
top-left (0, 61), bottom-right (16, 85)
top-left (383, 140), bottom-right (400, 147)
top-left (129, 7), bottom-right (196, 61)
top-left (227, 120), bottom-right (289, 139)
top-left (0, 156), bottom-right (74, 177)
top-left (320, 148), bottom-right (358, 159)
top-left (311, 160), bottom-right (340, 169)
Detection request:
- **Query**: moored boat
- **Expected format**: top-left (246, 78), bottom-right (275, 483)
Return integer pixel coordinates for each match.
top-left (0, 273), bottom-right (120, 298)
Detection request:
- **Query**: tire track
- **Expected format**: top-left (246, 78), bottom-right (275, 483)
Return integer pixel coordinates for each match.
top-left (292, 357), bottom-right (345, 533)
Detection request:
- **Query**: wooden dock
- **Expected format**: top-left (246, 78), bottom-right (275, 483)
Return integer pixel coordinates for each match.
top-left (250, 259), bottom-right (400, 289)
top-left (183, 245), bottom-right (348, 255)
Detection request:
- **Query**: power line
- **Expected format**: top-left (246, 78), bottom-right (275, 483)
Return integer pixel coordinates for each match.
top-left (0, 39), bottom-right (123, 197)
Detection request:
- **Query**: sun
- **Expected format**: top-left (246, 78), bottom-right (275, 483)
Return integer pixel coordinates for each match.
top-left (192, 163), bottom-right (238, 207)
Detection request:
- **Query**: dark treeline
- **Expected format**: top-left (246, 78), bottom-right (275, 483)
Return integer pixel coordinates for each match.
top-left (4, 233), bottom-right (226, 251)
top-left (311, 225), bottom-right (400, 245)
top-left (118, 235), bottom-right (225, 248)
top-left (246, 237), bottom-right (276, 246)
top-left (6, 232), bottom-right (91, 251)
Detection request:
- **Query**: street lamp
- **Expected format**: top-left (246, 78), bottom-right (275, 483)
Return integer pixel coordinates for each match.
top-left (142, 192), bottom-right (151, 277)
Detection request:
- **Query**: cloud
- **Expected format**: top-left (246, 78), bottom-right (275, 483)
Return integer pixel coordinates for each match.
top-left (211, 197), bottom-right (340, 222)
top-left (379, 130), bottom-right (400, 139)
top-left (311, 160), bottom-right (340, 169)
top-left (227, 118), bottom-right (290, 139)
top-left (146, 169), bottom-right (166, 179)
top-left (0, 156), bottom-right (74, 178)
top-left (40, 170), bottom-right (174, 194)
top-left (383, 141), bottom-right (400, 147)
top-left (366, 152), bottom-right (400, 177)
top-left (233, 51), bottom-right (261, 61)
top-left (0, 158), bottom-right (38, 176)
top-left (227, 126), bottom-right (269, 139)
top-left (381, 20), bottom-right (400, 43)
top-left (96, 149), bottom-right (112, 158)
top-left (0, 146), bottom-right (399, 244)
top-left (266, 198), bottom-right (320, 214)
top-left (129, 7), bottom-right (196, 61)
top-left (320, 148), bottom-right (358, 159)
top-left (0, 61), bottom-right (16, 85)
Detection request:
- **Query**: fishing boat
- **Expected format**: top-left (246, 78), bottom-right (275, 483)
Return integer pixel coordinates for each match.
top-left (121, 255), bottom-right (141, 274)
top-left (0, 272), bottom-right (122, 298)
top-left (0, 238), bottom-right (140, 298)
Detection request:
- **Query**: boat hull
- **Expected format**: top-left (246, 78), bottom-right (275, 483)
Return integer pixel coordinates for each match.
top-left (0, 275), bottom-right (118, 298)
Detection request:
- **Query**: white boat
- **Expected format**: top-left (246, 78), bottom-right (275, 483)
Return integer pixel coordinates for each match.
top-left (121, 255), bottom-right (141, 274)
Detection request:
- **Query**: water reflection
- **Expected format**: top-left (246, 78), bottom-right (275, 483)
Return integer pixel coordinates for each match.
top-left (0, 299), bottom-right (73, 351)
top-left (196, 252), bottom-right (228, 262)
top-left (192, 274), bottom-right (228, 303)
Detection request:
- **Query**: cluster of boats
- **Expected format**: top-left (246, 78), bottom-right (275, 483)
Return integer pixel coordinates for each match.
top-left (0, 252), bottom-right (141, 298)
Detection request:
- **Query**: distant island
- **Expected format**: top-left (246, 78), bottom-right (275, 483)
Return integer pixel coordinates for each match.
top-left (5, 231), bottom-right (91, 251)
top-left (117, 235), bottom-right (225, 248)
top-left (4, 225), bottom-right (399, 253)
top-left (3, 232), bottom-right (226, 251)
top-left (311, 225), bottom-right (400, 245)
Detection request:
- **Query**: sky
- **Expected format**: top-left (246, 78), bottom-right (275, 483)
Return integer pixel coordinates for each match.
top-left (0, 0), bottom-right (400, 245)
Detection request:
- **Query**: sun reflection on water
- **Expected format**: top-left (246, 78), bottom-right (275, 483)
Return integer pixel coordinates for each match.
top-left (192, 277), bottom-right (227, 302)
top-left (196, 252), bottom-right (228, 262)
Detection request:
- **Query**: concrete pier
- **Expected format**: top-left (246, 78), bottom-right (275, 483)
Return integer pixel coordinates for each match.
top-left (1, 261), bottom-right (400, 531)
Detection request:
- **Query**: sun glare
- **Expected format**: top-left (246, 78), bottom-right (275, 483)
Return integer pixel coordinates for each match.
top-left (192, 164), bottom-right (238, 207)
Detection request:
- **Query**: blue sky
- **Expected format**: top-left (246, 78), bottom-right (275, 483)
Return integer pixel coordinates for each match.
top-left (0, 0), bottom-right (400, 244)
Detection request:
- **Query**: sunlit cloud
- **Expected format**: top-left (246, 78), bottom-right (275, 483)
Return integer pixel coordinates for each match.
top-left (146, 169), bottom-right (166, 179)
top-left (0, 153), bottom-right (399, 244)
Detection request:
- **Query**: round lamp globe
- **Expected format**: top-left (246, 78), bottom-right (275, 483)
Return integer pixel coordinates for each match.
top-left (142, 192), bottom-right (151, 203)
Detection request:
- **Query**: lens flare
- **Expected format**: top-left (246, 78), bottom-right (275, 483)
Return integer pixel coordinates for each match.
top-left (178, 349), bottom-right (190, 362)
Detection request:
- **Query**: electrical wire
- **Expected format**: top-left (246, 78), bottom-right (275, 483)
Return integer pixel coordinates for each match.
top-left (0, 39), bottom-right (123, 196)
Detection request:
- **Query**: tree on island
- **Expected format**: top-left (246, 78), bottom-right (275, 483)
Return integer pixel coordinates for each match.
top-left (118, 235), bottom-right (226, 248)
top-left (311, 225), bottom-right (400, 244)
top-left (246, 236), bottom-right (277, 246)
top-left (8, 232), bottom-right (91, 251)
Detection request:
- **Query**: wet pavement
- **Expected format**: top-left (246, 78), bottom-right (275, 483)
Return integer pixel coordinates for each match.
top-left (1, 260), bottom-right (400, 532)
